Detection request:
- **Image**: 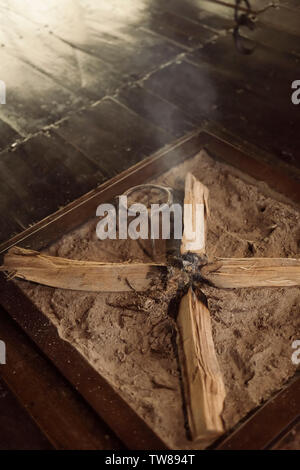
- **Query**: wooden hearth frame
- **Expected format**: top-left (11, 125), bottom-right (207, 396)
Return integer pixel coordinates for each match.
top-left (0, 130), bottom-right (299, 450)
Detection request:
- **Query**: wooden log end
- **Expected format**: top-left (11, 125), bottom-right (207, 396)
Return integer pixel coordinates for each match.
top-left (181, 173), bottom-right (209, 257)
top-left (1, 247), bottom-right (167, 292)
top-left (177, 286), bottom-right (226, 442)
top-left (200, 258), bottom-right (300, 289)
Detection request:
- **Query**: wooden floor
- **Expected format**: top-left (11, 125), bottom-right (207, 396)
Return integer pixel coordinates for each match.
top-left (0, 0), bottom-right (300, 449)
top-left (0, 0), bottom-right (300, 244)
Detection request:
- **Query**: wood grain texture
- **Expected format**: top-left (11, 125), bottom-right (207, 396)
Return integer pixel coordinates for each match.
top-left (0, 276), bottom-right (166, 450)
top-left (143, 58), bottom-right (300, 169)
top-left (0, 306), bottom-right (122, 450)
top-left (1, 0), bottom-right (300, 246)
top-left (201, 258), bottom-right (300, 288)
top-left (117, 85), bottom-right (195, 138)
top-left (1, 246), bottom-right (166, 292)
top-left (177, 287), bottom-right (225, 441)
top-left (141, 10), bottom-right (215, 49)
top-left (217, 376), bottom-right (300, 450)
top-left (0, 378), bottom-right (52, 450)
top-left (181, 172), bottom-right (209, 256)
top-left (0, 132), bottom-right (202, 255)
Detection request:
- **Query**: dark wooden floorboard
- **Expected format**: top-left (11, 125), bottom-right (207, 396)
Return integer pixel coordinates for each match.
top-left (0, 0), bottom-right (299, 241)
top-left (55, 98), bottom-right (174, 176)
top-left (140, 10), bottom-right (216, 49)
top-left (0, 378), bottom-right (52, 450)
top-left (258, 4), bottom-right (300, 34)
top-left (54, 25), bottom-right (183, 80)
top-left (0, 8), bottom-right (123, 102)
top-left (117, 84), bottom-right (196, 138)
top-left (0, 175), bottom-right (25, 243)
top-left (40, 131), bottom-right (106, 192)
top-left (272, 421), bottom-right (300, 450)
top-left (0, 132), bottom-right (108, 231)
top-left (188, 34), bottom-right (299, 117)
top-left (179, 0), bottom-right (300, 35)
top-left (0, 146), bottom-right (69, 226)
top-left (188, 0), bottom-right (233, 21)
top-left (0, 119), bottom-right (20, 152)
top-left (156, 0), bottom-right (233, 31)
top-left (249, 21), bottom-right (300, 57)
top-left (143, 58), bottom-right (300, 168)
top-left (0, 155), bottom-right (41, 232)
top-left (282, 0), bottom-right (300, 9)
top-left (1, 96), bottom-right (176, 235)
top-left (21, 132), bottom-right (106, 200)
top-left (0, 306), bottom-right (123, 450)
top-left (0, 48), bottom-right (84, 136)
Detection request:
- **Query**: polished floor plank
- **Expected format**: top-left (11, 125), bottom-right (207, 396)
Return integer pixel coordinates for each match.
top-left (189, 0), bottom-right (233, 21)
top-left (21, 132), bottom-right (107, 199)
top-left (258, 3), bottom-right (300, 34)
top-left (191, 0), bottom-right (300, 35)
top-left (57, 25), bottom-right (183, 79)
top-left (140, 9), bottom-right (216, 49)
top-left (0, 175), bottom-right (25, 243)
top-left (0, 118), bottom-right (20, 151)
top-left (30, 1), bottom-right (185, 79)
top-left (0, 91), bottom-right (180, 237)
top-left (0, 1), bottom-right (182, 136)
top-left (156, 0), bottom-right (233, 31)
top-left (142, 59), bottom-right (300, 168)
top-left (0, 143), bottom-right (82, 226)
top-left (142, 59), bottom-right (221, 123)
top-left (281, 0), bottom-right (300, 9)
top-left (0, 0), bottom-right (299, 238)
top-left (0, 47), bottom-right (83, 135)
top-left (0, 9), bottom-right (123, 102)
top-left (0, 135), bottom-right (102, 231)
top-left (0, 378), bottom-right (52, 450)
top-left (188, 33), bottom-right (299, 113)
top-left (117, 84), bottom-right (195, 138)
top-left (0, 306), bottom-right (123, 450)
top-left (55, 97), bottom-right (174, 176)
top-left (0, 150), bottom-right (57, 225)
top-left (251, 21), bottom-right (300, 57)
top-left (38, 131), bottom-right (107, 192)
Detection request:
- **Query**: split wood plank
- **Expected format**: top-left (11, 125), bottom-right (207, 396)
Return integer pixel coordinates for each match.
top-left (177, 287), bottom-right (225, 441)
top-left (201, 258), bottom-right (300, 288)
top-left (1, 247), bottom-right (166, 292)
top-left (180, 172), bottom-right (209, 256)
